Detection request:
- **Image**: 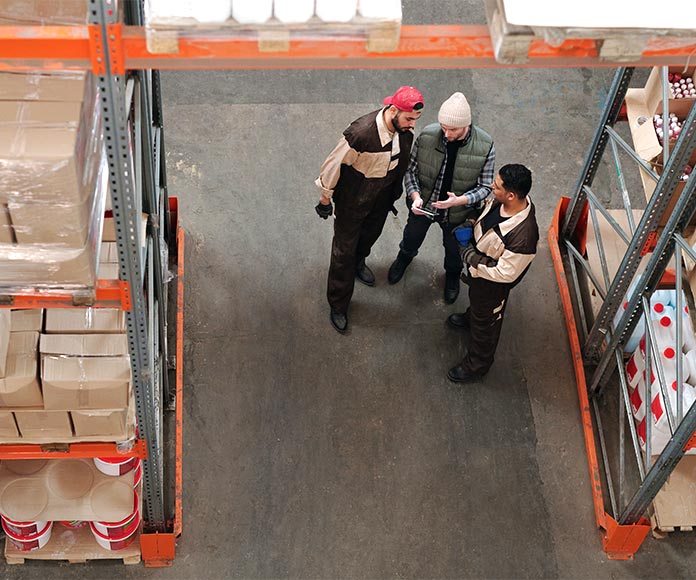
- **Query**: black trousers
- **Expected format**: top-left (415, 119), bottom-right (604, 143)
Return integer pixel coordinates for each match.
top-left (459, 275), bottom-right (511, 375)
top-left (398, 211), bottom-right (462, 274)
top-left (327, 191), bottom-right (394, 314)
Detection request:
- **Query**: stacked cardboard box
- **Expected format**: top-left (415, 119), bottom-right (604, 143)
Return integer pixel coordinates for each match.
top-left (98, 214), bottom-right (149, 281)
top-left (0, 71), bottom-right (108, 290)
top-left (0, 308), bottom-right (135, 441)
top-left (0, 0), bottom-right (88, 25)
top-left (625, 66), bottom-right (696, 231)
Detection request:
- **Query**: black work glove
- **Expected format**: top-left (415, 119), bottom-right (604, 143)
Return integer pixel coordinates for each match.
top-left (315, 201), bottom-right (333, 219)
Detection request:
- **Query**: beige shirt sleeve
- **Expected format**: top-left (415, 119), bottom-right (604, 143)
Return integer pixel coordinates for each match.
top-left (468, 249), bottom-right (535, 284)
top-left (315, 136), bottom-right (360, 201)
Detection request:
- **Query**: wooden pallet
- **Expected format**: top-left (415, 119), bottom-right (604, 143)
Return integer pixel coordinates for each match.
top-left (145, 17), bottom-right (401, 54)
top-left (4, 524), bottom-right (140, 565)
top-left (650, 455), bottom-right (696, 537)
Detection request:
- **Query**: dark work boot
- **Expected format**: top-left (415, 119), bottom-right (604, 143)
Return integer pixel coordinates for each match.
top-left (447, 312), bottom-right (470, 331)
top-left (447, 364), bottom-right (487, 383)
top-left (388, 252), bottom-right (413, 285)
top-left (330, 310), bottom-right (348, 334)
top-left (355, 259), bottom-right (376, 287)
top-left (444, 272), bottom-right (460, 304)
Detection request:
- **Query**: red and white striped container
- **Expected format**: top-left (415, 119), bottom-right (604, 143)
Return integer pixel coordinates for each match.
top-left (92, 492), bottom-right (139, 538)
top-left (132, 460), bottom-right (142, 489)
top-left (0, 515), bottom-right (48, 537)
top-left (89, 511), bottom-right (140, 551)
top-left (2, 520), bottom-right (52, 552)
top-left (93, 456), bottom-right (139, 477)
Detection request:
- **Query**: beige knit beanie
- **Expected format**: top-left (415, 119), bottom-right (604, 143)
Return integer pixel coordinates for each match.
top-left (438, 92), bottom-right (471, 128)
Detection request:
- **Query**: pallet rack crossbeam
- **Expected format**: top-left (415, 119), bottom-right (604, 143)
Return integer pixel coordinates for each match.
top-left (2, 25), bottom-right (696, 70)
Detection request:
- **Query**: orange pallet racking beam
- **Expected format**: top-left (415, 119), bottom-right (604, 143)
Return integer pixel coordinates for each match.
top-left (0, 439), bottom-right (147, 460)
top-left (0, 279), bottom-right (132, 310)
top-left (549, 198), bottom-right (651, 560)
top-left (1, 24), bottom-right (696, 71)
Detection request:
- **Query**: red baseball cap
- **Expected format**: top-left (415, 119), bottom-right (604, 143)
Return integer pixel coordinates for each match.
top-left (383, 86), bottom-right (424, 112)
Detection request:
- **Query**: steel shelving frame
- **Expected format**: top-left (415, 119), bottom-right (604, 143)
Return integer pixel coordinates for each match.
top-left (1, 0), bottom-right (695, 565)
top-left (0, 0), bottom-right (182, 567)
top-left (550, 67), bottom-right (696, 557)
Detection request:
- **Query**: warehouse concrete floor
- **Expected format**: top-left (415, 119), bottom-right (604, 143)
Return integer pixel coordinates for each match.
top-left (5, 2), bottom-right (696, 579)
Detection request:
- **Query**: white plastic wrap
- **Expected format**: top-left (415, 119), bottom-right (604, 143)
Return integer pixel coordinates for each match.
top-left (144, 0), bottom-right (401, 49)
top-left (0, 71), bottom-right (107, 293)
top-left (0, 0), bottom-right (88, 26)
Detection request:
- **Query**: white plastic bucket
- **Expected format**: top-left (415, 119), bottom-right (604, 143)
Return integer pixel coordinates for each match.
top-left (89, 511), bottom-right (140, 551)
top-left (0, 515), bottom-right (47, 538)
top-left (92, 492), bottom-right (139, 538)
top-left (2, 520), bottom-right (52, 552)
top-left (93, 456), bottom-right (138, 477)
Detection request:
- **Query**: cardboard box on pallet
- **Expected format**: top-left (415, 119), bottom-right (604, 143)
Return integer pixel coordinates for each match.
top-left (0, 70), bottom-right (87, 102)
top-left (0, 165), bottom-right (107, 289)
top-left (41, 357), bottom-right (131, 410)
top-left (0, 411), bottom-right (18, 438)
top-left (40, 332), bottom-right (130, 411)
top-left (100, 241), bottom-right (119, 263)
top-left (0, 124), bottom-right (99, 206)
top-left (13, 409), bottom-right (72, 438)
top-left (10, 309), bottom-right (43, 332)
top-left (625, 82), bottom-right (696, 234)
top-left (0, 0), bottom-right (88, 26)
top-left (643, 66), bottom-right (696, 116)
top-left (0, 331), bottom-right (41, 407)
top-left (0, 205), bottom-right (12, 244)
top-left (0, 310), bottom-right (9, 377)
top-left (71, 408), bottom-right (129, 438)
top-left (40, 333), bottom-right (129, 358)
top-left (44, 308), bottom-right (126, 334)
top-left (8, 197), bottom-right (95, 247)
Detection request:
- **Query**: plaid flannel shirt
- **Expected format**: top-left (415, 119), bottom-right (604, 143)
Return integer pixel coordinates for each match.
top-left (403, 129), bottom-right (496, 218)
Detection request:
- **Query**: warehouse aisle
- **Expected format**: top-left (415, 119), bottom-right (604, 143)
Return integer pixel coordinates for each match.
top-left (154, 63), bottom-right (695, 579)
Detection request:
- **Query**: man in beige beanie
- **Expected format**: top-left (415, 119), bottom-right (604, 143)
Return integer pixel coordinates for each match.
top-left (387, 92), bottom-right (495, 304)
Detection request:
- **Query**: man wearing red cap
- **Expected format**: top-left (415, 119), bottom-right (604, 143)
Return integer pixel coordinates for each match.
top-left (315, 86), bottom-right (424, 334)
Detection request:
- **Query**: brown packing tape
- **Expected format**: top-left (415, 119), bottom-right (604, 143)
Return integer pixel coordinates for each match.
top-left (77, 357), bottom-right (88, 408)
top-left (40, 355), bottom-right (131, 410)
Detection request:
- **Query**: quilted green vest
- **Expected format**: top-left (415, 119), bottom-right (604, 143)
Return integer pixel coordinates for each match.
top-left (416, 123), bottom-right (493, 224)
